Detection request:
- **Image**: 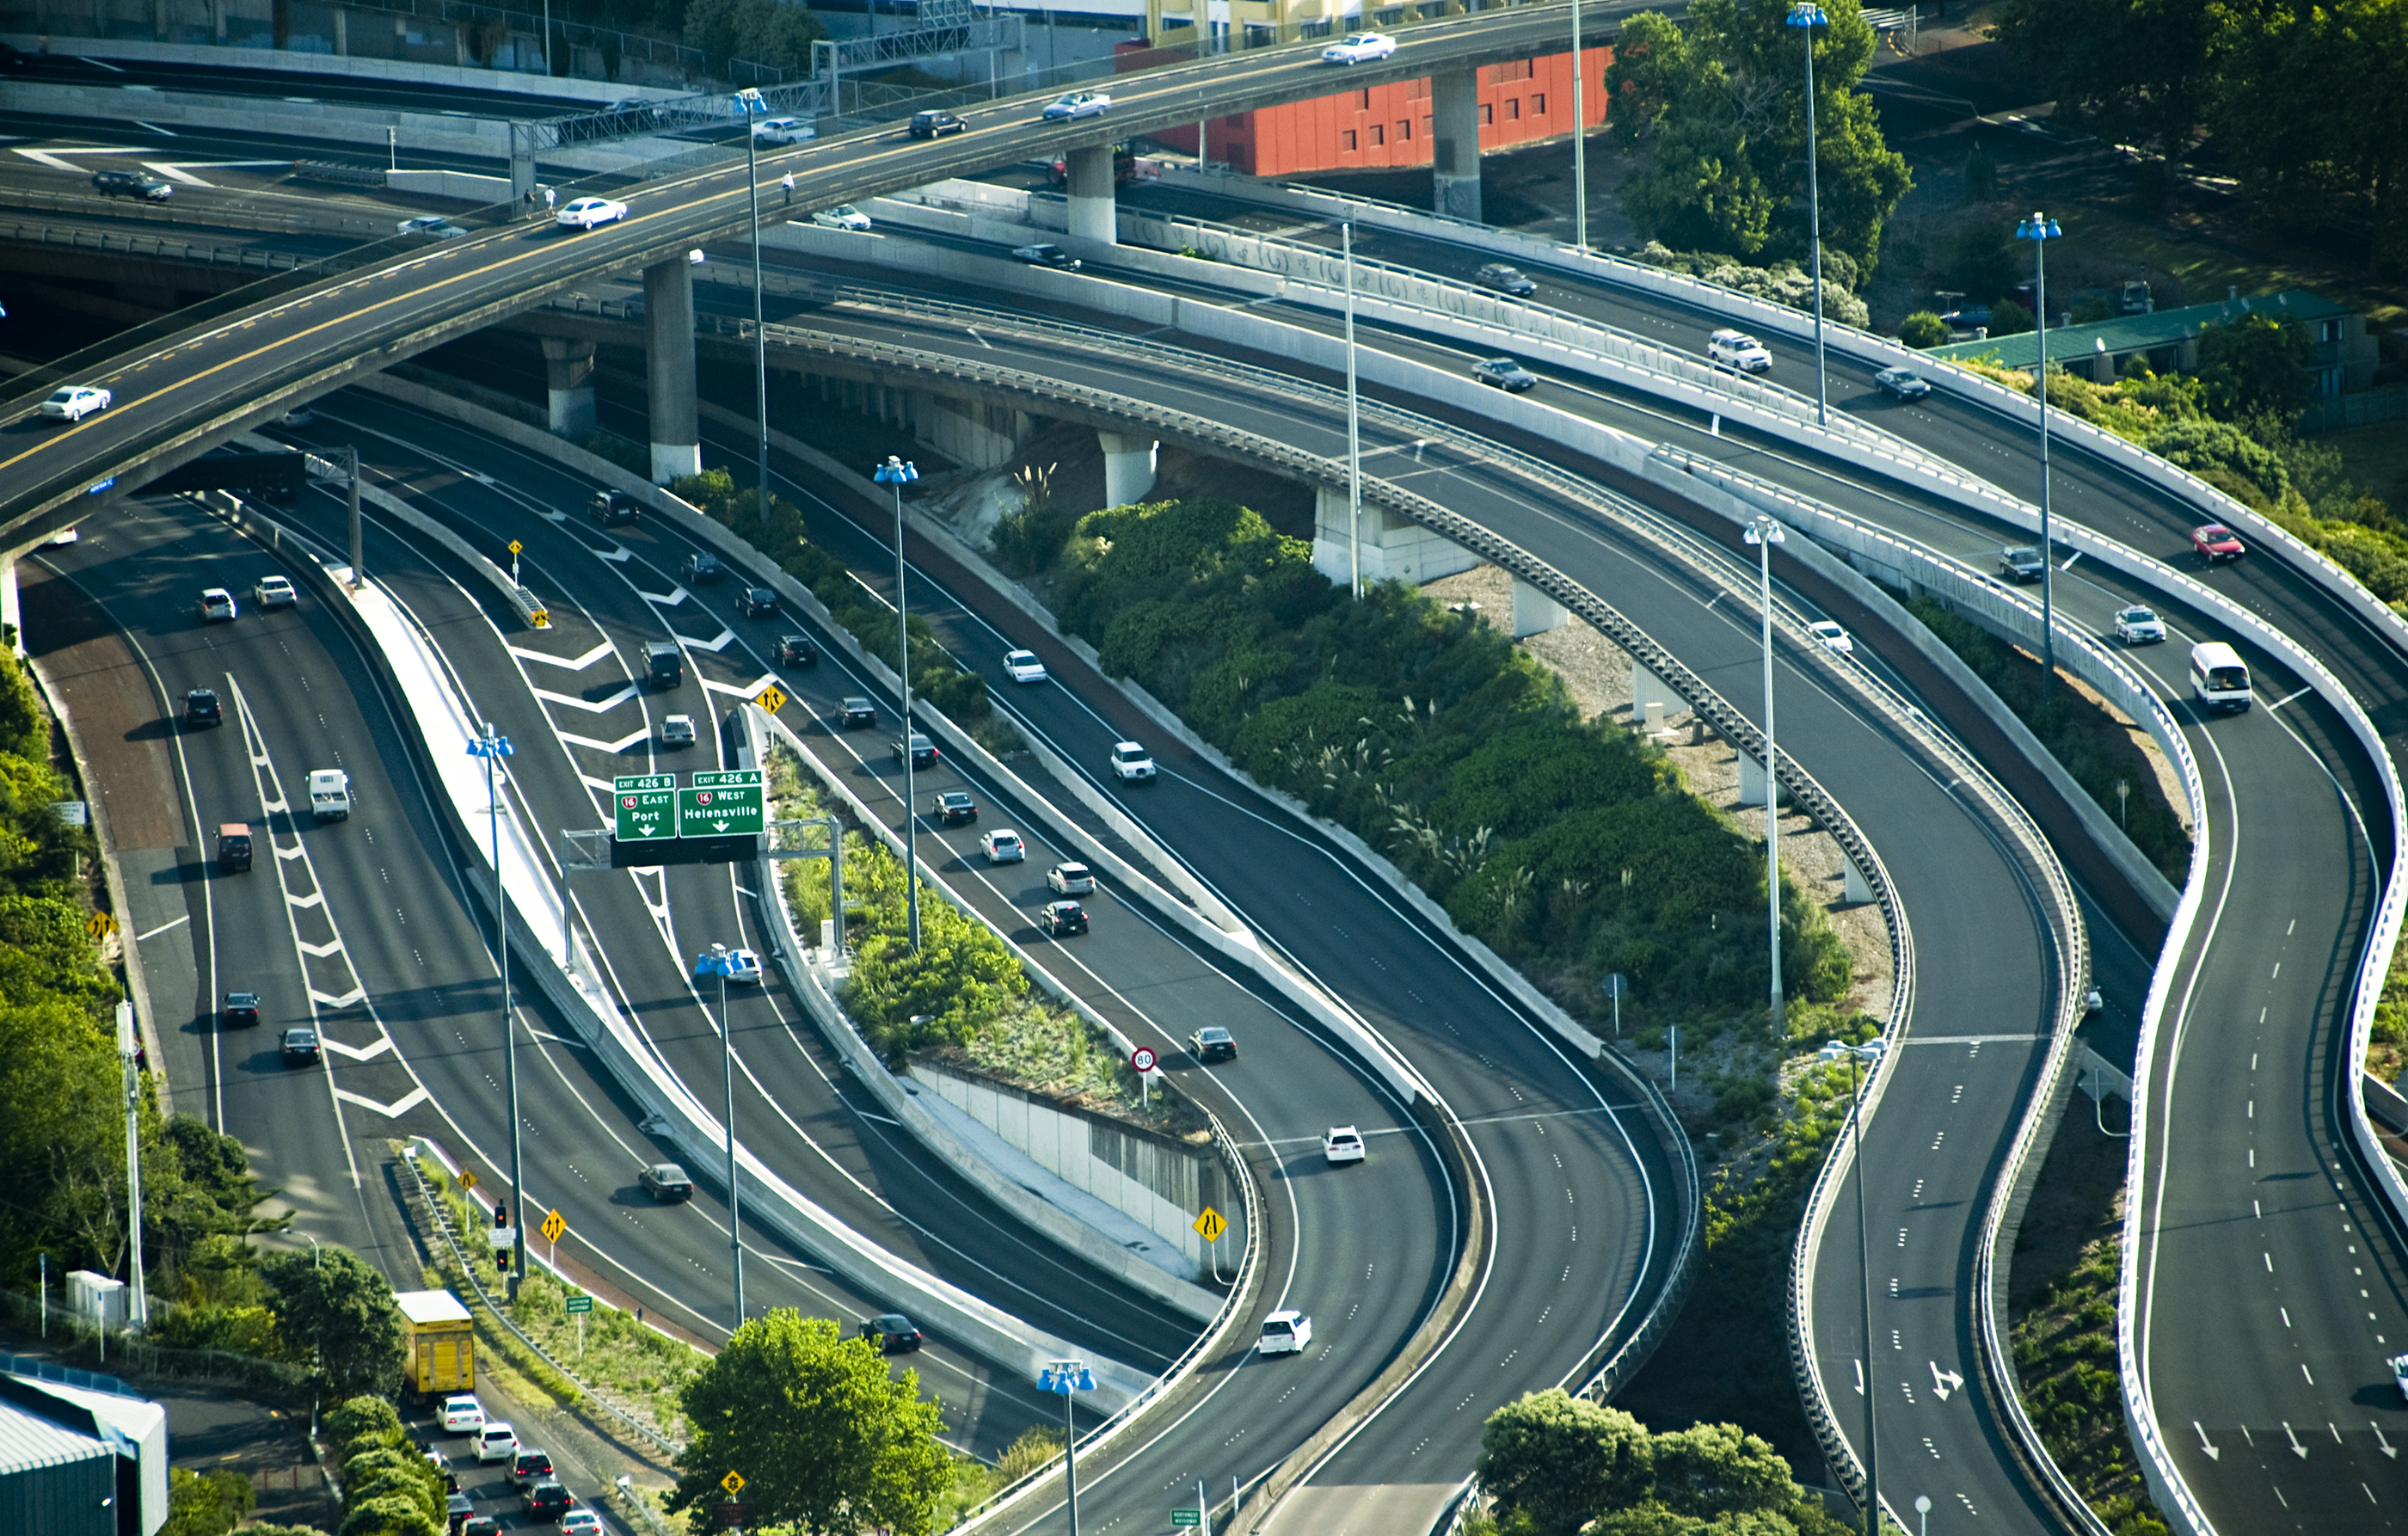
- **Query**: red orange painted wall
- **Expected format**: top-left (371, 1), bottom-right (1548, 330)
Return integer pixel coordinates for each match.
top-left (1117, 44), bottom-right (1610, 176)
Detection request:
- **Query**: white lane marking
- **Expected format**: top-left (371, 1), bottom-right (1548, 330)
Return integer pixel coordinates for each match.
top-left (701, 673), bottom-right (781, 698)
top-left (559, 728), bottom-right (652, 753)
top-left (135, 122), bottom-right (176, 138)
top-left (319, 1035), bottom-right (396, 1062)
top-left (640, 586), bottom-right (689, 605)
top-left (333, 1084), bottom-right (431, 1118)
top-left (286, 890), bottom-right (325, 909)
top-left (511, 640), bottom-right (617, 671)
top-left (533, 682), bottom-right (641, 712)
top-left (298, 938), bottom-right (343, 958)
top-left (2266, 685), bottom-right (2311, 710)
top-left (134, 914), bottom-right (189, 941)
top-left (679, 628), bottom-right (739, 654)
top-left (310, 986), bottom-right (368, 1009)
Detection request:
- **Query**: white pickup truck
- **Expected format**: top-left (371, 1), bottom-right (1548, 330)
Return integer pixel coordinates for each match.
top-left (308, 769), bottom-right (352, 820)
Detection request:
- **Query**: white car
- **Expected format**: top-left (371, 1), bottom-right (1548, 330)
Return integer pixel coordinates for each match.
top-left (752, 116), bottom-right (814, 145)
top-left (39, 385), bottom-right (112, 421)
top-left (981, 829), bottom-right (1026, 864)
top-left (1047, 862), bottom-right (1095, 896)
top-left (308, 768), bottom-right (352, 820)
top-left (811, 204), bottom-right (871, 230)
top-left (396, 214), bottom-right (468, 238)
top-left (439, 1395), bottom-right (485, 1434)
top-left (254, 575), bottom-right (297, 609)
top-left (1707, 329), bottom-right (1772, 372)
top-left (199, 587), bottom-right (238, 623)
top-left (1256, 1309), bottom-right (1312, 1355)
top-left (1041, 90), bottom-right (1111, 121)
top-left (1003, 648), bottom-right (1047, 684)
top-left (1324, 1126), bottom-right (1365, 1163)
top-left (1109, 741), bottom-right (1156, 782)
top-left (559, 1512), bottom-right (605, 1536)
top-left (1807, 620), bottom-right (1852, 654)
top-left (556, 196), bottom-right (629, 230)
top-left (1321, 30), bottom-right (1398, 64)
top-left (2114, 605), bottom-right (2166, 644)
top-left (476, 1422), bottom-right (519, 1462)
top-left (727, 948), bottom-right (763, 984)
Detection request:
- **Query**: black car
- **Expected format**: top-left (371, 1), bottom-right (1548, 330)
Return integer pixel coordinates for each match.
top-left (892, 733), bottom-right (938, 769)
top-left (777, 634), bottom-right (820, 667)
top-left (839, 697), bottom-right (876, 728)
top-left (92, 169), bottom-right (172, 201)
top-left (1010, 243), bottom-right (1081, 272)
top-left (1189, 1025), bottom-right (1238, 1063)
top-left (932, 790), bottom-right (977, 825)
top-left (1472, 261), bottom-right (1536, 297)
top-left (682, 552), bottom-right (725, 585)
top-left (184, 688), bottom-right (223, 728)
top-left (282, 1027), bottom-right (321, 1064)
top-left (638, 1162), bottom-right (694, 1201)
top-left (740, 586), bottom-right (778, 618)
top-left (1999, 545), bottom-right (2045, 583)
top-left (1471, 356), bottom-right (1539, 392)
top-left (587, 489), bottom-right (641, 526)
top-left (860, 1312), bottom-right (924, 1352)
top-left (523, 1480), bottom-right (573, 1520)
top-left (224, 992), bottom-right (261, 1028)
top-left (1037, 900), bottom-right (1089, 937)
top-left (909, 109), bottom-right (968, 139)
top-left (645, 641), bottom-right (684, 689)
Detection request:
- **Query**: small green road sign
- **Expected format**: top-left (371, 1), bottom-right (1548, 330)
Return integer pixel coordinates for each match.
top-left (1171, 1510), bottom-right (1201, 1527)
top-left (617, 785), bottom-right (677, 842)
top-left (565, 1295), bottom-right (593, 1314)
top-left (679, 770), bottom-right (764, 838)
top-left (615, 774), bottom-right (676, 793)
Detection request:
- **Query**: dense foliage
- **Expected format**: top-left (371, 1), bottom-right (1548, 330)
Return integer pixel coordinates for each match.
top-left (324, 1395), bottom-right (445, 1536)
top-left (669, 1310), bottom-right (954, 1535)
top-left (1629, 243), bottom-right (1872, 329)
top-left (1605, 0), bottom-right (1911, 270)
top-left (1473, 1390), bottom-right (1852, 1536)
top-left (2012, 1240), bottom-right (2170, 1536)
top-left (1030, 496), bottom-right (1849, 1024)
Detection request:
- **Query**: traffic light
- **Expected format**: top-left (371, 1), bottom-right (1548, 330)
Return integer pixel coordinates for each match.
top-left (496, 1245), bottom-right (511, 1273)
top-left (494, 1203), bottom-right (510, 1230)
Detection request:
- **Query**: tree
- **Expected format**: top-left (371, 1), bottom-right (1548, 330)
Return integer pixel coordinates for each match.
top-left (669, 1310), bottom-right (953, 1535)
top-left (261, 1248), bottom-right (407, 1398)
top-left (684, 0), bottom-right (825, 77)
top-left (1990, 0), bottom-right (2218, 161)
top-left (1988, 298), bottom-right (2036, 336)
top-left (1897, 311), bottom-right (1951, 347)
top-left (1646, 1422), bottom-right (1801, 1517)
top-left (2196, 313), bottom-right (2311, 423)
top-left (1606, 0), bottom-right (1910, 268)
top-left (163, 1467), bottom-right (256, 1536)
top-left (1477, 1392), bottom-right (1656, 1536)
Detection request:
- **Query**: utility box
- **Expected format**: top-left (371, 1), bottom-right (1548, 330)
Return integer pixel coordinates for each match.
top-left (65, 1270), bottom-right (126, 1330)
top-left (395, 1289), bottom-right (475, 1399)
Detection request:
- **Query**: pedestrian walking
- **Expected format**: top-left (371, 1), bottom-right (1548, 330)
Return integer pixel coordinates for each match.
top-left (544, 186), bottom-right (556, 215)
top-left (781, 171), bottom-right (795, 207)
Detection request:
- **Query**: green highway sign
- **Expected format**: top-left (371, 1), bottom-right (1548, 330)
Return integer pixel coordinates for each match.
top-left (565, 1295), bottom-right (594, 1314)
top-left (679, 770), bottom-right (764, 838)
top-left (615, 779), bottom-right (677, 842)
top-left (615, 774), bottom-right (677, 792)
top-left (1170, 1511), bottom-right (1201, 1527)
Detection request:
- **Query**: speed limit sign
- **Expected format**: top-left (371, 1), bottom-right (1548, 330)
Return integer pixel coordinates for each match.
top-left (1130, 1046), bottom-right (1158, 1073)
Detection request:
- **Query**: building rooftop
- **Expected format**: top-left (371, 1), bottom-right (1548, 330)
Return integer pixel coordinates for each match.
top-left (0, 1392), bottom-right (111, 1477)
top-left (1924, 288), bottom-right (2356, 371)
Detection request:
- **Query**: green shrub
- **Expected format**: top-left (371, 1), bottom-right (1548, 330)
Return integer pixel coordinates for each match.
top-left (1897, 310), bottom-right (1951, 348)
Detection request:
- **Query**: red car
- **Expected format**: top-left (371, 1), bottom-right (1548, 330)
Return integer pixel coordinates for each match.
top-left (2190, 523), bottom-right (2245, 564)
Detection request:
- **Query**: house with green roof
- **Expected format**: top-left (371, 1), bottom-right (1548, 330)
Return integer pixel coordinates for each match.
top-left (1922, 288), bottom-right (2378, 398)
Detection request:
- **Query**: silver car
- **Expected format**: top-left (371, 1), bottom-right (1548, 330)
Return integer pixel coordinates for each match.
top-left (1041, 90), bottom-right (1111, 121)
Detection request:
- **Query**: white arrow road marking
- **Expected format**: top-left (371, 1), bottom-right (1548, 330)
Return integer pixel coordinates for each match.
top-left (276, 842), bottom-right (307, 860)
top-left (2284, 1422), bottom-right (2309, 1459)
top-left (1929, 1361), bottom-right (1963, 1400)
top-left (511, 640), bottom-right (617, 671)
top-left (134, 914), bottom-right (188, 942)
top-left (702, 673), bottom-right (781, 699)
top-left (2195, 1422), bottom-right (2221, 1460)
top-left (310, 986), bottom-right (367, 1009)
top-left (559, 728), bottom-right (651, 753)
top-left (2374, 1423), bottom-right (2399, 1459)
top-left (533, 682), bottom-right (640, 712)
top-left (1852, 1358), bottom-right (1864, 1396)
top-left (318, 1035), bottom-right (395, 1062)
top-left (298, 938), bottom-right (343, 958)
top-left (599, 546), bottom-right (633, 563)
top-left (640, 585), bottom-right (688, 605)
top-left (286, 891), bottom-right (324, 909)
top-left (334, 1085), bottom-right (430, 1118)
top-left (679, 629), bottom-right (738, 654)
top-left (11, 146), bottom-right (128, 171)
top-left (580, 776), bottom-right (618, 795)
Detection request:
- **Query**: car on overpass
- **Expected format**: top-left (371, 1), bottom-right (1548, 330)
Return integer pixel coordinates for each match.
top-left (981, 829), bottom-right (1025, 863)
top-left (637, 1163), bottom-right (693, 1201)
top-left (556, 196), bottom-right (629, 231)
top-left (1324, 1126), bottom-right (1366, 1163)
top-left (909, 108), bottom-right (968, 139)
top-left (185, 689), bottom-right (223, 729)
top-left (281, 1027), bottom-right (321, 1066)
top-left (752, 116), bottom-right (814, 145)
top-left (1003, 648), bottom-right (1047, 683)
top-left (223, 992), bottom-right (261, 1028)
top-left (1109, 741), bottom-right (1157, 781)
top-left (198, 587), bottom-right (238, 622)
top-left (1012, 243), bottom-right (1081, 273)
top-left (1256, 1310), bottom-right (1311, 1354)
top-left (933, 790), bottom-right (977, 825)
top-left (255, 574), bottom-right (297, 609)
top-left (1999, 545), bottom-right (2045, 583)
top-left (1189, 1025), bottom-right (1237, 1063)
top-left (1041, 90), bottom-right (1111, 121)
top-left (2190, 522), bottom-right (2246, 564)
top-left (1807, 620), bottom-right (1853, 654)
top-left (777, 634), bottom-right (820, 667)
top-left (1472, 262), bottom-right (1536, 298)
top-left (1047, 862), bottom-right (1095, 895)
top-left (660, 714), bottom-right (696, 749)
top-left (2114, 605), bottom-right (2166, 644)
top-left (396, 215), bottom-right (468, 239)
top-left (860, 1313), bottom-right (924, 1352)
top-left (1472, 356), bottom-right (1539, 392)
top-left (1322, 31), bottom-right (1398, 64)
top-left (38, 385), bottom-right (112, 422)
top-left (92, 169), bottom-right (172, 202)
top-left (1037, 900), bottom-right (1090, 937)
top-left (1707, 329), bottom-right (1773, 373)
top-left (1873, 366), bottom-right (1931, 400)
top-left (811, 204), bottom-right (871, 231)
top-left (587, 489), bottom-right (641, 526)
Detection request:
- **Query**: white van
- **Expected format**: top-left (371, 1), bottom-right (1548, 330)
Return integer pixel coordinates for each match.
top-left (2189, 642), bottom-right (2251, 714)
top-left (308, 768), bottom-right (353, 820)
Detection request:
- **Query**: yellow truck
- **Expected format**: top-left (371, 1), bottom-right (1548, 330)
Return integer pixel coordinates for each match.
top-left (396, 1289), bottom-right (475, 1399)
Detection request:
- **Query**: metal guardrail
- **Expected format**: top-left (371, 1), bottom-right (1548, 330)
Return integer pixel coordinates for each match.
top-left (0, 217), bottom-right (315, 272)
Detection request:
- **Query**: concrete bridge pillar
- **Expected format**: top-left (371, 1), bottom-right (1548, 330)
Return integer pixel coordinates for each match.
top-left (1, 556), bottom-right (19, 655)
top-left (1099, 430), bottom-right (1158, 507)
top-left (509, 122), bottom-right (535, 202)
top-left (643, 258), bottom-right (701, 483)
top-left (1311, 484), bottom-right (1477, 587)
top-left (1737, 753), bottom-right (1784, 808)
top-left (1510, 576), bottom-right (1567, 637)
top-left (1065, 144), bottom-right (1117, 245)
top-left (539, 336), bottom-right (596, 436)
top-left (1631, 660), bottom-right (1684, 721)
top-left (1430, 67), bottom-right (1484, 224)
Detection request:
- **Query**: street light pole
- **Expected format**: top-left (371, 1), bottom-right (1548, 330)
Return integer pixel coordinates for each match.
top-left (698, 943), bottom-right (744, 1329)
top-left (1570, 0), bottom-right (1587, 255)
top-left (118, 1001), bottom-right (145, 1330)
top-left (468, 725), bottom-right (521, 1300)
top-left (1041, 1359), bottom-right (1096, 1534)
top-left (1788, 2), bottom-right (1830, 427)
top-left (875, 456), bottom-right (923, 950)
top-left (1743, 516), bottom-right (1786, 1040)
top-left (1343, 222), bottom-right (1361, 600)
top-left (2016, 211), bottom-right (2063, 699)
top-left (735, 89), bottom-right (771, 521)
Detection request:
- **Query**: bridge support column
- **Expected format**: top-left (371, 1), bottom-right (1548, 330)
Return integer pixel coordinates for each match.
top-left (540, 336), bottom-right (596, 436)
top-left (1064, 144), bottom-right (1117, 244)
top-left (509, 122), bottom-right (535, 202)
top-left (1311, 485), bottom-right (1478, 587)
top-left (1099, 431), bottom-right (1157, 507)
top-left (1737, 753), bottom-right (1784, 808)
top-left (1431, 67), bottom-right (1484, 224)
top-left (1510, 576), bottom-right (1566, 637)
top-left (916, 394), bottom-right (1026, 470)
top-left (1, 555), bottom-right (19, 655)
top-left (643, 258), bottom-right (702, 484)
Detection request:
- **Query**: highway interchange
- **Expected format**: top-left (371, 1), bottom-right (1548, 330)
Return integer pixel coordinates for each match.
top-left (3, 15), bottom-right (2406, 1536)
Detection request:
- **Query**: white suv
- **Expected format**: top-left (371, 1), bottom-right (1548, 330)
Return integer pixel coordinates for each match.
top-left (1109, 742), bottom-right (1156, 782)
top-left (1707, 329), bottom-right (1772, 373)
